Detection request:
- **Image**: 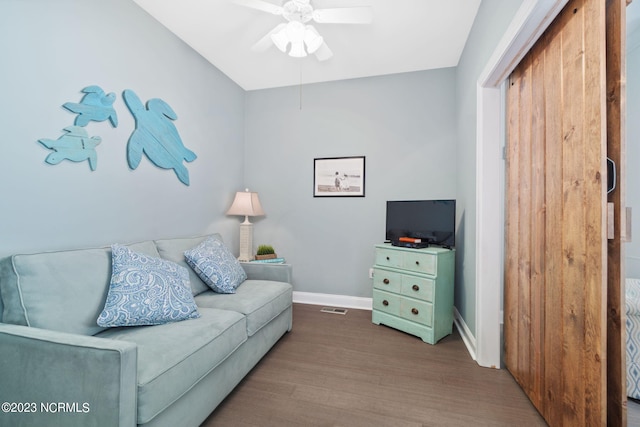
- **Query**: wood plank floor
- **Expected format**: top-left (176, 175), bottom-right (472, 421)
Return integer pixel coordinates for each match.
top-left (631, 399), bottom-right (640, 426)
top-left (201, 303), bottom-right (547, 426)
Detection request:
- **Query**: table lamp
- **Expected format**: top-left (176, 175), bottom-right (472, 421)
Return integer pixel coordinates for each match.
top-left (226, 189), bottom-right (265, 262)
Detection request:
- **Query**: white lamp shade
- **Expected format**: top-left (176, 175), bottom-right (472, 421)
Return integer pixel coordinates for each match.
top-left (226, 190), bottom-right (265, 217)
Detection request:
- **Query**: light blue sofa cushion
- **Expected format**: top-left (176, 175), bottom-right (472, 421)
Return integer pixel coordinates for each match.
top-left (0, 241), bottom-right (159, 336)
top-left (184, 237), bottom-right (247, 294)
top-left (96, 307), bottom-right (247, 425)
top-left (154, 235), bottom-right (222, 296)
top-left (97, 244), bottom-right (200, 327)
top-left (194, 279), bottom-right (292, 336)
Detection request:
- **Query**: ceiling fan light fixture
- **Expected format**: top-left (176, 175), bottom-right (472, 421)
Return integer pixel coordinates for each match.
top-left (271, 26), bottom-right (290, 52)
top-left (285, 21), bottom-right (305, 42)
top-left (289, 40), bottom-right (307, 58)
top-left (235, 0), bottom-right (372, 61)
top-left (303, 25), bottom-right (323, 54)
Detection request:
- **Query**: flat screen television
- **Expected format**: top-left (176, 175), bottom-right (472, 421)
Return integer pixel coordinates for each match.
top-left (386, 200), bottom-right (456, 248)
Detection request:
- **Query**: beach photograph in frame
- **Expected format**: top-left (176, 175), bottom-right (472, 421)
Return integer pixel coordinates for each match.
top-left (313, 156), bottom-right (365, 197)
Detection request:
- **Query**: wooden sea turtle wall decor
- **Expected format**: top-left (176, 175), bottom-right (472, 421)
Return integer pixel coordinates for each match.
top-left (123, 89), bottom-right (197, 186)
top-left (63, 85), bottom-right (118, 127)
top-left (37, 85), bottom-right (197, 185)
top-left (38, 85), bottom-right (117, 172)
top-left (38, 126), bottom-right (102, 171)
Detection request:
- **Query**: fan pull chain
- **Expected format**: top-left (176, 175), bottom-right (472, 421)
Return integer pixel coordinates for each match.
top-left (299, 60), bottom-right (303, 110)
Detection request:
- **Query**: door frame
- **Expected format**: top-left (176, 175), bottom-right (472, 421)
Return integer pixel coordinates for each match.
top-left (474, 0), bottom-right (569, 368)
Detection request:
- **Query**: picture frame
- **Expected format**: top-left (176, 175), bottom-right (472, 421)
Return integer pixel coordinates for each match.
top-left (313, 156), bottom-right (365, 197)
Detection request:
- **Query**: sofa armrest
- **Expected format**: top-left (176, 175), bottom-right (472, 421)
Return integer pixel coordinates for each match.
top-left (242, 262), bottom-right (292, 283)
top-left (0, 323), bottom-right (137, 427)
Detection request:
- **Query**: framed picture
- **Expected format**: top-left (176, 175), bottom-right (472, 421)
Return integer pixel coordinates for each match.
top-left (314, 156), bottom-right (365, 197)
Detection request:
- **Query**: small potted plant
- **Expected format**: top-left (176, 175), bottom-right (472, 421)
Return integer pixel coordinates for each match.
top-left (255, 244), bottom-right (277, 260)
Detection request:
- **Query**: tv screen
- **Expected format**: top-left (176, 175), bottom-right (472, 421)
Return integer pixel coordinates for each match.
top-left (386, 200), bottom-right (456, 248)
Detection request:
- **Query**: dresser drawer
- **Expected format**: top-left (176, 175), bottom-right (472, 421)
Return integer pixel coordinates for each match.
top-left (399, 298), bottom-right (433, 327)
top-left (373, 268), bottom-right (402, 293)
top-left (401, 251), bottom-right (437, 275)
top-left (375, 247), bottom-right (402, 269)
top-left (372, 290), bottom-right (401, 317)
top-left (401, 276), bottom-right (435, 302)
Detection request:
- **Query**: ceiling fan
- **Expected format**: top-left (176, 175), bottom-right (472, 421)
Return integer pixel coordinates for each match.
top-left (232, 0), bottom-right (373, 61)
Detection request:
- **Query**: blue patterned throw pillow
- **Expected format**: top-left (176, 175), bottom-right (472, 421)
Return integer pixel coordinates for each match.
top-left (97, 244), bottom-right (200, 327)
top-left (184, 237), bottom-right (247, 294)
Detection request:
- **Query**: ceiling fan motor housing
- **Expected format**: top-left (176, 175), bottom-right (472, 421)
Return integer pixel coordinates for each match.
top-left (283, 0), bottom-right (314, 23)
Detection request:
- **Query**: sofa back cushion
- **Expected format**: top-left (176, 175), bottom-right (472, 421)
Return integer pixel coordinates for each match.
top-left (154, 234), bottom-right (222, 296)
top-left (0, 241), bottom-right (159, 336)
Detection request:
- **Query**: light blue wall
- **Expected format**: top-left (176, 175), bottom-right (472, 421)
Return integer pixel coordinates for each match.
top-left (0, 0), bottom-right (245, 257)
top-left (455, 0), bottom-right (525, 334)
top-left (244, 70), bottom-right (457, 297)
top-left (627, 18), bottom-right (640, 278)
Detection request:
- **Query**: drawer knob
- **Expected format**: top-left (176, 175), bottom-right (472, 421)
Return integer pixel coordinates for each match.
top-left (415, 261), bottom-right (420, 266)
top-left (383, 300), bottom-right (389, 306)
top-left (386, 256), bottom-right (390, 261)
top-left (411, 308), bottom-right (419, 315)
top-left (383, 278), bottom-right (390, 285)
top-left (412, 284), bottom-right (420, 291)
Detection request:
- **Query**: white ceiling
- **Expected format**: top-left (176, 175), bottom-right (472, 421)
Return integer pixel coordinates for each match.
top-left (133, 0), bottom-right (482, 91)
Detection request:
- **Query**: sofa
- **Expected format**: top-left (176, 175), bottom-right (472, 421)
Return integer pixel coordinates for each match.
top-left (0, 234), bottom-right (293, 427)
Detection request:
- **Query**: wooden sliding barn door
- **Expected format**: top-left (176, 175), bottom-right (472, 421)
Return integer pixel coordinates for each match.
top-left (504, 0), bottom-right (618, 425)
top-left (605, 0), bottom-right (627, 425)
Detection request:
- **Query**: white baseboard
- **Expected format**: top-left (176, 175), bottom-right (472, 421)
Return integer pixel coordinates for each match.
top-left (292, 291), bottom-right (373, 310)
top-left (453, 306), bottom-right (477, 361)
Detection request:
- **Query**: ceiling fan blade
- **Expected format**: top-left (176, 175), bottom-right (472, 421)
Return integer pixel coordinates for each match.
top-left (314, 42), bottom-right (333, 61)
top-left (312, 7), bottom-right (373, 24)
top-left (251, 23), bottom-right (286, 52)
top-left (230, 0), bottom-right (283, 15)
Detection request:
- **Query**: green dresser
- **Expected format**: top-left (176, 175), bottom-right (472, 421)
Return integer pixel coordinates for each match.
top-left (371, 244), bottom-right (455, 344)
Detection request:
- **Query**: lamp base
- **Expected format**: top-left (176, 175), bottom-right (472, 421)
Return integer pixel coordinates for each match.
top-left (238, 222), bottom-right (254, 262)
